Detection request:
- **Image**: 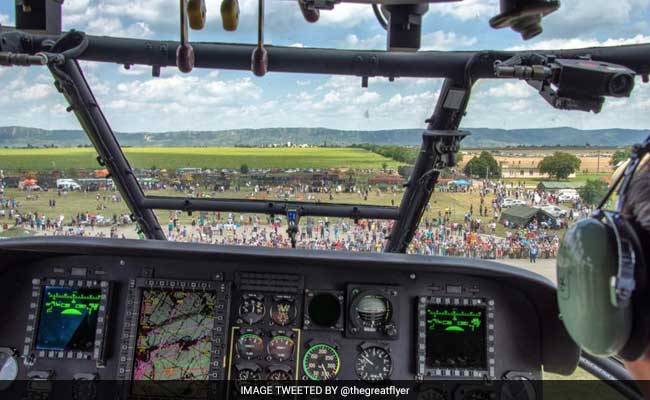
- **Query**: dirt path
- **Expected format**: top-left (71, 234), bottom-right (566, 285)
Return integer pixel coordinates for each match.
top-left (499, 258), bottom-right (557, 283)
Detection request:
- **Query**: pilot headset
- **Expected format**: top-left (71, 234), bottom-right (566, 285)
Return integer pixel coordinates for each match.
top-left (556, 136), bottom-right (650, 360)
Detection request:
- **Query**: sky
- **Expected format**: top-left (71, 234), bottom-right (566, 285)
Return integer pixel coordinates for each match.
top-left (0, 0), bottom-right (650, 132)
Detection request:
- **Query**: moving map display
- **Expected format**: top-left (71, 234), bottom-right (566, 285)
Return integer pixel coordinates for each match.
top-left (133, 289), bottom-right (216, 381)
top-left (425, 305), bottom-right (486, 369)
top-left (35, 286), bottom-right (101, 352)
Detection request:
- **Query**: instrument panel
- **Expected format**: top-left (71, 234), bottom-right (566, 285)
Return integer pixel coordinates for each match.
top-left (0, 237), bottom-right (579, 398)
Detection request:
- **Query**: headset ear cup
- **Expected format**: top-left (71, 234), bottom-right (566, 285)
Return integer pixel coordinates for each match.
top-left (618, 218), bottom-right (650, 360)
top-left (557, 217), bottom-right (632, 356)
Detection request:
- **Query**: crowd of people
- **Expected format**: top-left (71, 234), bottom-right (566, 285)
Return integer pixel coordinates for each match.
top-left (0, 179), bottom-right (598, 262)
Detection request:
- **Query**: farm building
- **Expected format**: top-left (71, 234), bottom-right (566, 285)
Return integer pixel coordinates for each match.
top-left (499, 206), bottom-right (557, 227)
top-left (499, 160), bottom-right (577, 179)
top-left (537, 181), bottom-right (585, 191)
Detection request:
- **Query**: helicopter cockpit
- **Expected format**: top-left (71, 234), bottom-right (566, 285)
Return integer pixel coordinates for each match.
top-left (0, 1), bottom-right (649, 399)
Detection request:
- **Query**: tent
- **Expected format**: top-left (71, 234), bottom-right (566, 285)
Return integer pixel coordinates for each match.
top-left (450, 180), bottom-right (471, 186)
top-left (499, 206), bottom-right (557, 227)
top-left (94, 169), bottom-right (110, 178)
top-left (537, 181), bottom-right (585, 191)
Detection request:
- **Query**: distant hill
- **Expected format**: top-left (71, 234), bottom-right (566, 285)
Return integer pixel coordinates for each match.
top-left (0, 126), bottom-right (648, 148)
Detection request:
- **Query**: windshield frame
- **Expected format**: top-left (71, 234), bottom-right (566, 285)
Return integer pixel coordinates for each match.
top-left (5, 27), bottom-right (649, 251)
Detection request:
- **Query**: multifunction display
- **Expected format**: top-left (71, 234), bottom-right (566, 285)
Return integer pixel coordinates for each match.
top-left (35, 286), bottom-right (102, 352)
top-left (424, 305), bottom-right (486, 369)
top-left (133, 289), bottom-right (217, 380)
top-left (417, 296), bottom-right (496, 379)
top-left (24, 278), bottom-right (112, 364)
top-left (118, 278), bottom-right (230, 385)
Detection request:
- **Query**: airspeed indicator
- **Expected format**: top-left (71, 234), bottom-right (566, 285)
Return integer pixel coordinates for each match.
top-left (302, 343), bottom-right (340, 381)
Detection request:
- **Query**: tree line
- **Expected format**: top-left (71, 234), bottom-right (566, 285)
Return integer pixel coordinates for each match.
top-left (350, 144), bottom-right (419, 164)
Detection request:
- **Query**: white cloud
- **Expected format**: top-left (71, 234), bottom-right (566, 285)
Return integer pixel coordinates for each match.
top-left (463, 75), bottom-right (650, 130)
top-left (93, 0), bottom-right (177, 26)
top-left (60, 0), bottom-right (378, 39)
top-left (84, 17), bottom-right (153, 37)
top-left (430, 0), bottom-right (498, 21)
top-left (341, 31), bottom-right (477, 51)
top-left (508, 34), bottom-right (650, 51)
top-left (420, 31), bottom-right (478, 51)
top-left (62, 0), bottom-right (197, 34)
top-left (65, 0), bottom-right (91, 14)
top-left (382, 91), bottom-right (436, 109)
top-left (318, 4), bottom-right (375, 28)
top-left (0, 73), bottom-right (56, 102)
top-left (543, 0), bottom-right (650, 36)
top-left (479, 82), bottom-right (533, 99)
top-left (352, 91), bottom-right (381, 105)
top-left (341, 34), bottom-right (384, 50)
top-left (102, 74), bottom-right (262, 118)
top-left (289, 43), bottom-right (304, 48)
top-left (0, 13), bottom-right (10, 25)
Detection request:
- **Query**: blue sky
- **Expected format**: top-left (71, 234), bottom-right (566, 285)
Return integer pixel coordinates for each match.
top-left (1, 0), bottom-right (649, 132)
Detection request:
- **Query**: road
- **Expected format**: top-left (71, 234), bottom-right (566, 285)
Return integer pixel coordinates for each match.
top-left (500, 258), bottom-right (557, 283)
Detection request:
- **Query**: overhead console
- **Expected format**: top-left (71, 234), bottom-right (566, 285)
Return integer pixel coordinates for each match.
top-left (0, 237), bottom-right (579, 398)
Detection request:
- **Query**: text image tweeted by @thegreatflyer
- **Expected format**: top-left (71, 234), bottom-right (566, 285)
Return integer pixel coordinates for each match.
top-left (233, 380), bottom-right (543, 400)
top-left (1, 380), bottom-right (642, 399)
top-left (239, 383), bottom-right (411, 398)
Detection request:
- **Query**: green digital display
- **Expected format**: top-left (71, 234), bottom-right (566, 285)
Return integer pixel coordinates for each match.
top-left (427, 308), bottom-right (483, 332)
top-left (425, 305), bottom-right (486, 369)
top-left (35, 286), bottom-right (102, 351)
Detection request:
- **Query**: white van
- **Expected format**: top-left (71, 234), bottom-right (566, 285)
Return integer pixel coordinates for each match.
top-left (56, 179), bottom-right (81, 191)
top-left (557, 189), bottom-right (580, 202)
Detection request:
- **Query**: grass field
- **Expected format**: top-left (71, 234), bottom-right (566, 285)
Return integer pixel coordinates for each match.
top-left (0, 147), bottom-right (401, 171)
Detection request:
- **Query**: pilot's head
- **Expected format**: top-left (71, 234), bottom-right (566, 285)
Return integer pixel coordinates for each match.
top-left (617, 157), bottom-right (650, 232)
top-left (615, 157), bottom-right (650, 383)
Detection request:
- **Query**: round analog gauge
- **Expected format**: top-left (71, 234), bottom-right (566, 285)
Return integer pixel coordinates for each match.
top-left (302, 343), bottom-right (340, 381)
top-left (355, 347), bottom-right (392, 381)
top-left (239, 297), bottom-right (265, 324)
top-left (268, 369), bottom-right (292, 380)
top-left (268, 335), bottom-right (295, 361)
top-left (236, 333), bottom-right (264, 359)
top-left (0, 348), bottom-right (18, 391)
top-left (237, 367), bottom-right (262, 381)
top-left (355, 295), bottom-right (391, 330)
top-left (270, 300), bottom-right (296, 326)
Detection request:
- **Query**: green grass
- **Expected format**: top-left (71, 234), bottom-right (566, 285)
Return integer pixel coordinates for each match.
top-left (0, 147), bottom-right (401, 171)
top-left (574, 172), bottom-right (611, 182)
top-left (543, 368), bottom-right (624, 399)
top-left (0, 226), bottom-right (36, 238)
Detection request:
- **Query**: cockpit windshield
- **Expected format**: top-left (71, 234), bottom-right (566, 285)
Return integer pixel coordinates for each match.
top-left (0, 1), bottom-right (648, 280)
